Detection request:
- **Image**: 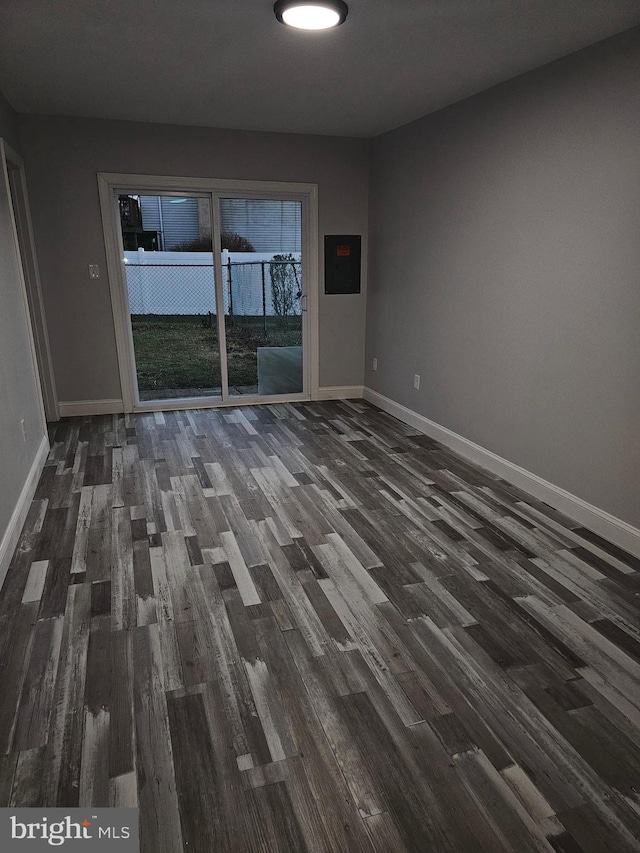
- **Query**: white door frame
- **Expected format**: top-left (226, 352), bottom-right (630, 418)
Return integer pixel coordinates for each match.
top-left (1, 139), bottom-right (59, 422)
top-left (97, 172), bottom-right (319, 412)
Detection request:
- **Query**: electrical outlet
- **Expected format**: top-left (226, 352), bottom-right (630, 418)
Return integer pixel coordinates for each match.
top-left (89, 264), bottom-right (100, 279)
top-left (20, 418), bottom-right (26, 441)
top-left (413, 373), bottom-right (420, 390)
top-left (372, 357), bottom-right (378, 372)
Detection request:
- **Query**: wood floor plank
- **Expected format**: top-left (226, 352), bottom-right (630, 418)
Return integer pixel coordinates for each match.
top-left (109, 629), bottom-right (134, 778)
top-left (10, 748), bottom-right (47, 807)
top-left (111, 505), bottom-right (136, 630)
top-left (284, 627), bottom-right (386, 819)
top-left (0, 752), bottom-right (18, 807)
top-left (253, 618), bottom-right (375, 852)
top-left (245, 779), bottom-right (310, 853)
top-left (338, 690), bottom-right (458, 851)
top-left (79, 707), bottom-right (110, 806)
top-left (167, 689), bottom-right (234, 852)
top-left (21, 559), bottom-right (49, 604)
top-left (45, 581), bottom-right (91, 807)
top-left (133, 624), bottom-right (183, 853)
top-left (1, 401), bottom-right (639, 853)
top-left (362, 811), bottom-right (407, 853)
top-left (452, 747), bottom-right (555, 853)
top-left (13, 616), bottom-right (64, 750)
top-left (198, 564), bottom-right (272, 763)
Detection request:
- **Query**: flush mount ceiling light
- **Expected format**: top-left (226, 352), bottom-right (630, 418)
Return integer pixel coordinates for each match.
top-left (274, 0), bottom-right (348, 30)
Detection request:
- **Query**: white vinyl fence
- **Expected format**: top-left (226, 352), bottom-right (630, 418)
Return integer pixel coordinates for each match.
top-left (124, 249), bottom-right (302, 316)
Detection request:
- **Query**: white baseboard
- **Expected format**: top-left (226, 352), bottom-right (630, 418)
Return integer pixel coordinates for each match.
top-left (60, 393), bottom-right (368, 413)
top-left (58, 399), bottom-right (124, 417)
top-left (0, 434), bottom-right (50, 590)
top-left (363, 387), bottom-right (640, 558)
top-left (315, 385), bottom-right (364, 401)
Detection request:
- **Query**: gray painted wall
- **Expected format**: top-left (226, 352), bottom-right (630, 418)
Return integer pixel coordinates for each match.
top-left (17, 116), bottom-right (369, 400)
top-left (0, 91), bottom-right (19, 150)
top-left (0, 93), bottom-right (46, 559)
top-left (366, 28), bottom-right (640, 527)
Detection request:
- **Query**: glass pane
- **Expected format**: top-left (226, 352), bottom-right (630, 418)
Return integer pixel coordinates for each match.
top-left (220, 198), bottom-right (303, 396)
top-left (119, 193), bottom-right (222, 401)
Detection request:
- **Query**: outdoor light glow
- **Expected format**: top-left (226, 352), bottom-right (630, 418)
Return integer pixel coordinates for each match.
top-left (282, 5), bottom-right (340, 29)
top-left (274, 1), bottom-right (348, 30)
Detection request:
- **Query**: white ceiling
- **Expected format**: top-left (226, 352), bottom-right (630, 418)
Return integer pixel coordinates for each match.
top-left (1, 1), bottom-right (639, 138)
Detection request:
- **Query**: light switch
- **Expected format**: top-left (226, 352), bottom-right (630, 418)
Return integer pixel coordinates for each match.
top-left (89, 264), bottom-right (100, 279)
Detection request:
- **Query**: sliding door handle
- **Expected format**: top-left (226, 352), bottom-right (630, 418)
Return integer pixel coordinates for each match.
top-left (300, 293), bottom-right (308, 312)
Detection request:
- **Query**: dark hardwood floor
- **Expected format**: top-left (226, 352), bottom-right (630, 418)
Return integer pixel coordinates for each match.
top-left (1, 399), bottom-right (640, 852)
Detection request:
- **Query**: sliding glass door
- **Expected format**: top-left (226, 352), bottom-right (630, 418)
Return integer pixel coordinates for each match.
top-left (107, 179), bottom-right (312, 410)
top-left (118, 192), bottom-right (222, 402)
top-left (220, 197), bottom-right (303, 398)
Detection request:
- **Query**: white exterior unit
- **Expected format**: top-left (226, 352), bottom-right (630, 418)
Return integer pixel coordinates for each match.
top-left (220, 199), bottom-right (301, 252)
top-left (139, 196), bottom-right (200, 249)
top-left (139, 196), bottom-right (301, 253)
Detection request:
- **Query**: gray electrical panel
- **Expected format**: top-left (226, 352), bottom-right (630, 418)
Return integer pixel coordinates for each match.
top-left (324, 235), bottom-right (361, 294)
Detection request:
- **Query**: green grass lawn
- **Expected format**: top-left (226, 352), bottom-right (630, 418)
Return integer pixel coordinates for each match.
top-left (131, 314), bottom-right (302, 399)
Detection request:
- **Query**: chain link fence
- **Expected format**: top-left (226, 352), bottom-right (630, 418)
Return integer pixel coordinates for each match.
top-left (223, 259), bottom-right (302, 347)
top-left (126, 259), bottom-right (302, 346)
